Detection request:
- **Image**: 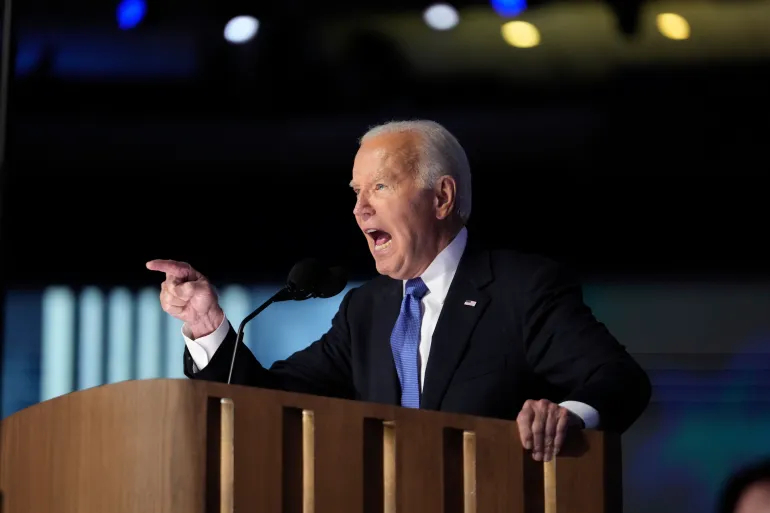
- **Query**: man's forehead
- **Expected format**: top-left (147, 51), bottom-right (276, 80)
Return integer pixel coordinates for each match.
top-left (351, 137), bottom-right (419, 186)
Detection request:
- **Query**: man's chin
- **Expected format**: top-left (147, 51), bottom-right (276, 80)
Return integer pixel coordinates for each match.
top-left (372, 251), bottom-right (396, 275)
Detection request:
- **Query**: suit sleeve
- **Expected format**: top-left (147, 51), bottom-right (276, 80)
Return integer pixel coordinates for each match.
top-left (183, 288), bottom-right (357, 400)
top-left (522, 261), bottom-right (651, 433)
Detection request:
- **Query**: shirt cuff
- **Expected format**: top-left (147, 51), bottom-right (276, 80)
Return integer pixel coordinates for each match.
top-left (182, 315), bottom-right (231, 371)
top-left (559, 400), bottom-right (600, 429)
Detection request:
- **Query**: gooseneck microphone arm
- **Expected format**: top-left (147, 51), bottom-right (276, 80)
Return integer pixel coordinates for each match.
top-left (226, 288), bottom-right (292, 385)
top-left (224, 258), bottom-right (348, 386)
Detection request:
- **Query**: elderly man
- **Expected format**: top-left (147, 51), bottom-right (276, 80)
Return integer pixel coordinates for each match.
top-left (147, 120), bottom-right (650, 462)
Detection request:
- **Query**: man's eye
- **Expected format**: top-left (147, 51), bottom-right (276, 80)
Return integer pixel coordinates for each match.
top-left (375, 184), bottom-right (385, 190)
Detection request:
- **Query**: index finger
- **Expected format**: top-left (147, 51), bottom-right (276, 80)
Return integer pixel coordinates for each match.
top-left (517, 405), bottom-right (535, 450)
top-left (146, 259), bottom-right (193, 279)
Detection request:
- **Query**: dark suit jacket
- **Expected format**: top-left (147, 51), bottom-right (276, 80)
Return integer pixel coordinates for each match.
top-left (184, 245), bottom-right (651, 433)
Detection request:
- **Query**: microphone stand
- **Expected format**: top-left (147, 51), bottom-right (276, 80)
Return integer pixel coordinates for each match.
top-left (226, 287), bottom-right (308, 385)
top-left (224, 263), bottom-right (341, 385)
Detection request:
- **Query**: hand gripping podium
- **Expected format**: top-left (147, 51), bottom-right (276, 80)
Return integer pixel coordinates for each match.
top-left (0, 379), bottom-right (622, 513)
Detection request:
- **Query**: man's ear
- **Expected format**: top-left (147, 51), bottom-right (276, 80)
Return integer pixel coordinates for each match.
top-left (434, 175), bottom-right (457, 220)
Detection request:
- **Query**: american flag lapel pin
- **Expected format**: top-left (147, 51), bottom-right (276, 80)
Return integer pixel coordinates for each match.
top-left (464, 300), bottom-right (477, 307)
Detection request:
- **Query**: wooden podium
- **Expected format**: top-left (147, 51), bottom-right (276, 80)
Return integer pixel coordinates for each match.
top-left (0, 379), bottom-right (622, 513)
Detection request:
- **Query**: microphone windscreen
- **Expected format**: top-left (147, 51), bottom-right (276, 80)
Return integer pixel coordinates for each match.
top-left (287, 258), bottom-right (327, 292)
top-left (286, 259), bottom-right (348, 299)
top-left (317, 266), bottom-right (347, 298)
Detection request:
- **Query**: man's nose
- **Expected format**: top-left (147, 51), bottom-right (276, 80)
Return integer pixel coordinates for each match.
top-left (353, 194), bottom-right (374, 220)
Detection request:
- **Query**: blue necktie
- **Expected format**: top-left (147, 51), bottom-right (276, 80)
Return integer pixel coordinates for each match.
top-left (390, 277), bottom-right (429, 408)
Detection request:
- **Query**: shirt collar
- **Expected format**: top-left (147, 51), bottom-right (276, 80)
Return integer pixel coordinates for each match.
top-left (402, 226), bottom-right (468, 303)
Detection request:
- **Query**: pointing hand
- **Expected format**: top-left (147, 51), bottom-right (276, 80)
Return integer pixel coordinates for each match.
top-left (146, 259), bottom-right (224, 339)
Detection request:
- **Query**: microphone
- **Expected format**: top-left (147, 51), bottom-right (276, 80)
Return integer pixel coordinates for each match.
top-left (226, 259), bottom-right (348, 384)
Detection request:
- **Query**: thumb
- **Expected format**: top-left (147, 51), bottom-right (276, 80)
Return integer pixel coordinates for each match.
top-left (173, 282), bottom-right (197, 301)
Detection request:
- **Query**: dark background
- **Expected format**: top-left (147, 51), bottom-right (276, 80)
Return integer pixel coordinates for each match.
top-left (4, 0), bottom-right (770, 287)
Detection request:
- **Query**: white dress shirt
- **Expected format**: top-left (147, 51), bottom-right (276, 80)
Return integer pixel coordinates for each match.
top-left (183, 226), bottom-right (599, 428)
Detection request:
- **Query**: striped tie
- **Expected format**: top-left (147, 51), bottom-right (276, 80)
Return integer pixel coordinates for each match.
top-left (390, 277), bottom-right (428, 408)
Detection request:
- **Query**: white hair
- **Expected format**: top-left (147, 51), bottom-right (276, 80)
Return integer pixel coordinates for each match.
top-left (359, 120), bottom-right (472, 224)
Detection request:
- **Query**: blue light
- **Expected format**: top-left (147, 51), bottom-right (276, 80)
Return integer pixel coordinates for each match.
top-left (117, 0), bottom-right (146, 30)
top-left (490, 0), bottom-right (527, 17)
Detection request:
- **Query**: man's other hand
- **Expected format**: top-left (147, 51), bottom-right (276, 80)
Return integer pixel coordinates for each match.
top-left (517, 399), bottom-right (583, 462)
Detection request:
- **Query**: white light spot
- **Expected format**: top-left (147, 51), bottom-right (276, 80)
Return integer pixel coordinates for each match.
top-left (224, 15), bottom-right (259, 44)
top-left (423, 3), bottom-right (459, 31)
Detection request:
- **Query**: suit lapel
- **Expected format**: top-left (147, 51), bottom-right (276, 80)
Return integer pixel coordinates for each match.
top-left (369, 278), bottom-right (402, 405)
top-left (420, 248), bottom-right (493, 410)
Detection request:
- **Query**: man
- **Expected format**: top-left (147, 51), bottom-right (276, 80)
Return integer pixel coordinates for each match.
top-left (147, 120), bottom-right (651, 462)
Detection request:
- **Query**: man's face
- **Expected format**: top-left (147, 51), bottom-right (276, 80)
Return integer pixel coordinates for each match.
top-left (350, 132), bottom-right (447, 280)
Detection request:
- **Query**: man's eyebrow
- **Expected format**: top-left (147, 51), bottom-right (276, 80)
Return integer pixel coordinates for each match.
top-left (349, 171), bottom-right (390, 189)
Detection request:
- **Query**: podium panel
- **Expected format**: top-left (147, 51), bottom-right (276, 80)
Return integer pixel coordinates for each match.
top-left (0, 379), bottom-right (621, 513)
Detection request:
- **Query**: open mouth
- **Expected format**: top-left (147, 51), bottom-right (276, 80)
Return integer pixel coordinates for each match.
top-left (365, 229), bottom-right (392, 251)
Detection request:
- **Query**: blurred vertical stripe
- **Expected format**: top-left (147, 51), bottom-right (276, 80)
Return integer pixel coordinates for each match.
top-left (106, 288), bottom-right (133, 384)
top-left (77, 286), bottom-right (104, 390)
top-left (40, 287), bottom-right (76, 401)
top-left (136, 287), bottom-right (162, 379)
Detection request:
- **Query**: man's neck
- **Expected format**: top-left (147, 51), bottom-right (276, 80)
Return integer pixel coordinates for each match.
top-left (406, 225), bottom-right (466, 280)
top-left (435, 223), bottom-right (464, 255)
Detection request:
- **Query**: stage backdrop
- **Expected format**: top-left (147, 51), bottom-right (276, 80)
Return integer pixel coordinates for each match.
top-left (3, 279), bottom-right (770, 513)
